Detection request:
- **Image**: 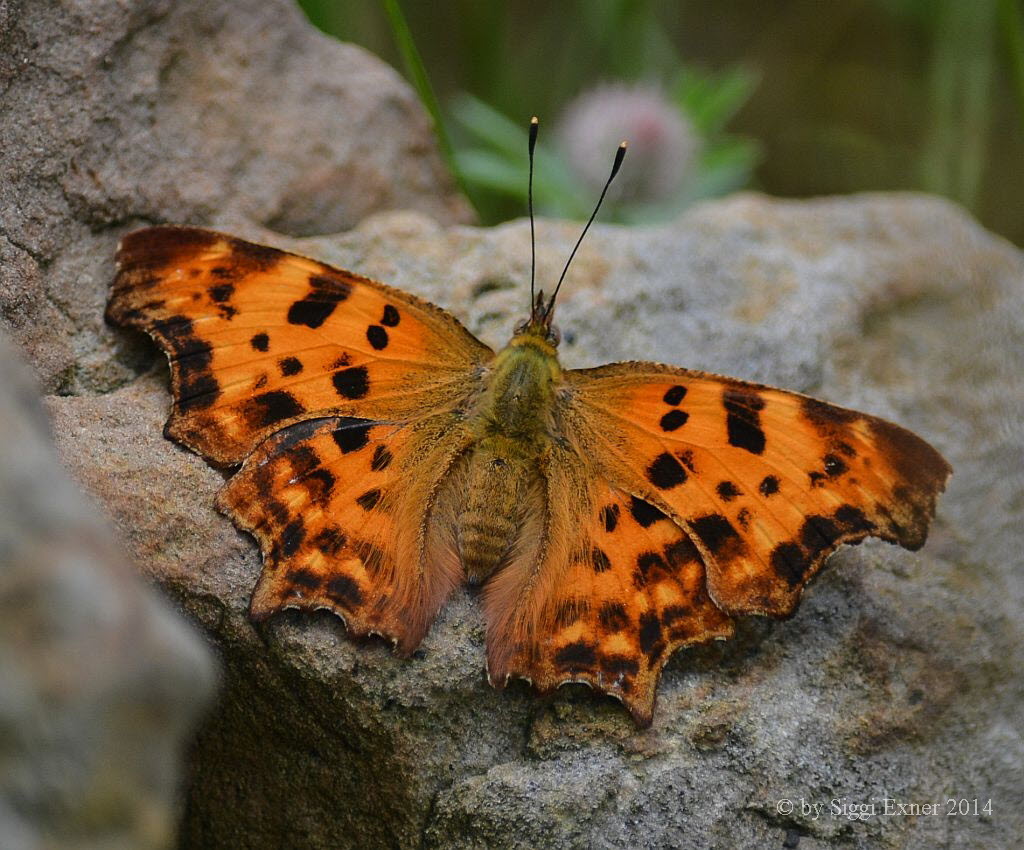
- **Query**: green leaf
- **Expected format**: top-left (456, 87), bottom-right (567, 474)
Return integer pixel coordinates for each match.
top-left (675, 66), bottom-right (760, 135)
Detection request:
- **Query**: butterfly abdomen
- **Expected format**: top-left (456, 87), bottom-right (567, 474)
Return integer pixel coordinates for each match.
top-left (458, 330), bottom-right (561, 584)
top-left (458, 446), bottom-right (533, 585)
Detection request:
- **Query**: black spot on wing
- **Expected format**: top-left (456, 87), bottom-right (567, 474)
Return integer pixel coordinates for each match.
top-left (287, 299), bottom-right (335, 329)
top-left (638, 611), bottom-right (663, 657)
top-left (209, 283), bottom-right (234, 303)
top-left (716, 481), bottom-right (741, 501)
top-left (287, 445), bottom-right (320, 477)
top-left (162, 316), bottom-right (219, 412)
top-left (250, 332), bottom-right (269, 352)
top-left (174, 368), bottom-right (219, 413)
top-left (637, 551), bottom-right (667, 579)
top-left (600, 503), bottom-right (620, 532)
top-left (313, 526), bottom-right (347, 556)
top-left (591, 547), bottom-right (612, 573)
top-left (800, 514), bottom-right (842, 558)
top-left (723, 388), bottom-right (766, 455)
top-left (659, 409), bottom-right (689, 432)
top-left (835, 505), bottom-right (875, 534)
top-left (366, 325), bottom-right (389, 350)
top-left (287, 568), bottom-right (320, 590)
top-left (265, 499), bottom-right (290, 528)
top-left (602, 656), bottom-right (640, 679)
top-left (332, 422), bottom-right (371, 454)
top-left (661, 605), bottom-right (691, 625)
top-left (332, 366), bottom-right (369, 399)
top-left (647, 452), bottom-right (688, 490)
top-left (690, 514), bottom-right (744, 559)
top-left (248, 390), bottom-right (303, 427)
top-left (759, 475), bottom-right (780, 496)
top-left (326, 574), bottom-right (363, 607)
top-left (663, 385), bottom-right (687, 405)
top-left (305, 468), bottom-right (336, 504)
top-left (599, 602), bottom-right (629, 632)
top-left (770, 542), bottom-right (807, 587)
top-left (280, 518), bottom-right (306, 557)
top-left (278, 356), bottom-right (303, 376)
top-left (356, 488), bottom-right (382, 511)
top-left (287, 273), bottom-right (353, 328)
top-left (371, 445), bottom-right (392, 471)
top-left (381, 304), bottom-right (400, 327)
top-left (554, 641), bottom-right (598, 672)
top-left (823, 453), bottom-right (848, 478)
top-left (677, 450), bottom-right (696, 472)
top-left (664, 538), bottom-right (699, 569)
top-left (630, 496), bottom-right (666, 528)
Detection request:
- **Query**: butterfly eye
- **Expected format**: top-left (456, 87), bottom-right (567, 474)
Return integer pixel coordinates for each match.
top-left (547, 324), bottom-right (561, 346)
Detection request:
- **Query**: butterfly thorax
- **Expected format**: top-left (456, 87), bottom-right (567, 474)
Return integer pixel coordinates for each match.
top-left (458, 327), bottom-right (562, 585)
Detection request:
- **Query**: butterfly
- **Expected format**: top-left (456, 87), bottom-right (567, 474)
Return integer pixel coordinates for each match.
top-left (105, 123), bottom-right (950, 726)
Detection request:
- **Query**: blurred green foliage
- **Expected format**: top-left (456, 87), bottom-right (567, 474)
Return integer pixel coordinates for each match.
top-left (450, 65), bottom-right (760, 223)
top-left (300, 0), bottom-right (760, 223)
top-left (297, 0), bottom-right (1024, 243)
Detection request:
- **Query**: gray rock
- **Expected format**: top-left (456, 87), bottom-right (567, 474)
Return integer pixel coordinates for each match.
top-left (0, 329), bottom-right (216, 850)
top-left (0, 0), bottom-right (470, 395)
top-left (48, 195), bottom-right (1024, 849)
top-left (4, 0), bottom-right (1022, 847)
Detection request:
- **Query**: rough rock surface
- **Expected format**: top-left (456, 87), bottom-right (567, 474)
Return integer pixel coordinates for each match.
top-left (3, 1), bottom-right (1023, 848)
top-left (0, 330), bottom-right (216, 850)
top-left (0, 0), bottom-right (470, 396)
top-left (49, 195), bottom-right (1024, 849)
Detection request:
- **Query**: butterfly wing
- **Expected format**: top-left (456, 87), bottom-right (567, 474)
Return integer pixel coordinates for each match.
top-left (108, 226), bottom-right (492, 649)
top-left (560, 362), bottom-right (952, 617)
top-left (482, 445), bottom-right (734, 725)
top-left (216, 415), bottom-right (470, 651)
top-left (107, 226), bottom-right (492, 466)
top-left (485, 362), bottom-right (949, 723)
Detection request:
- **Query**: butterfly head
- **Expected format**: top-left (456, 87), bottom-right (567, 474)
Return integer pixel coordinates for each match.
top-left (513, 289), bottom-right (561, 349)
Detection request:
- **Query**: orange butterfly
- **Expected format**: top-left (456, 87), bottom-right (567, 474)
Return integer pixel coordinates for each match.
top-left (106, 124), bottom-right (950, 725)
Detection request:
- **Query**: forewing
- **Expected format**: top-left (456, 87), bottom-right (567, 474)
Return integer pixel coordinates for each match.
top-left (483, 448), bottom-right (734, 725)
top-left (562, 362), bottom-right (952, 617)
top-left (217, 414), bottom-right (471, 652)
top-left (107, 226), bottom-right (492, 465)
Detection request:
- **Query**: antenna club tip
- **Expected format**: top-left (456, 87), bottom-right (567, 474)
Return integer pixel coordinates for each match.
top-left (530, 116), bottom-right (539, 124)
top-left (620, 140), bottom-right (628, 149)
top-left (611, 143), bottom-right (627, 175)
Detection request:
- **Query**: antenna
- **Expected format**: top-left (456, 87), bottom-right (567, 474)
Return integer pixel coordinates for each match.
top-left (528, 116), bottom-right (539, 318)
top-left (545, 140), bottom-right (627, 318)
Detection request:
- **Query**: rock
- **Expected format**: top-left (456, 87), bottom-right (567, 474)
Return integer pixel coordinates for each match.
top-left (4, 0), bottom-right (1022, 846)
top-left (0, 0), bottom-right (471, 395)
top-left (0, 330), bottom-right (216, 850)
top-left (47, 195), bottom-right (1024, 848)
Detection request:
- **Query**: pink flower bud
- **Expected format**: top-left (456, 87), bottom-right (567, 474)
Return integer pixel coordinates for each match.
top-left (558, 84), bottom-right (699, 204)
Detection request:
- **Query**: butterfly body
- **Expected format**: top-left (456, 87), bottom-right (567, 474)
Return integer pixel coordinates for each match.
top-left (107, 226), bottom-right (951, 725)
top-left (455, 325), bottom-right (562, 584)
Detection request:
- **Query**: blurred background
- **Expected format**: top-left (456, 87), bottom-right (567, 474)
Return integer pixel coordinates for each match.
top-left (297, 0), bottom-right (1024, 244)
